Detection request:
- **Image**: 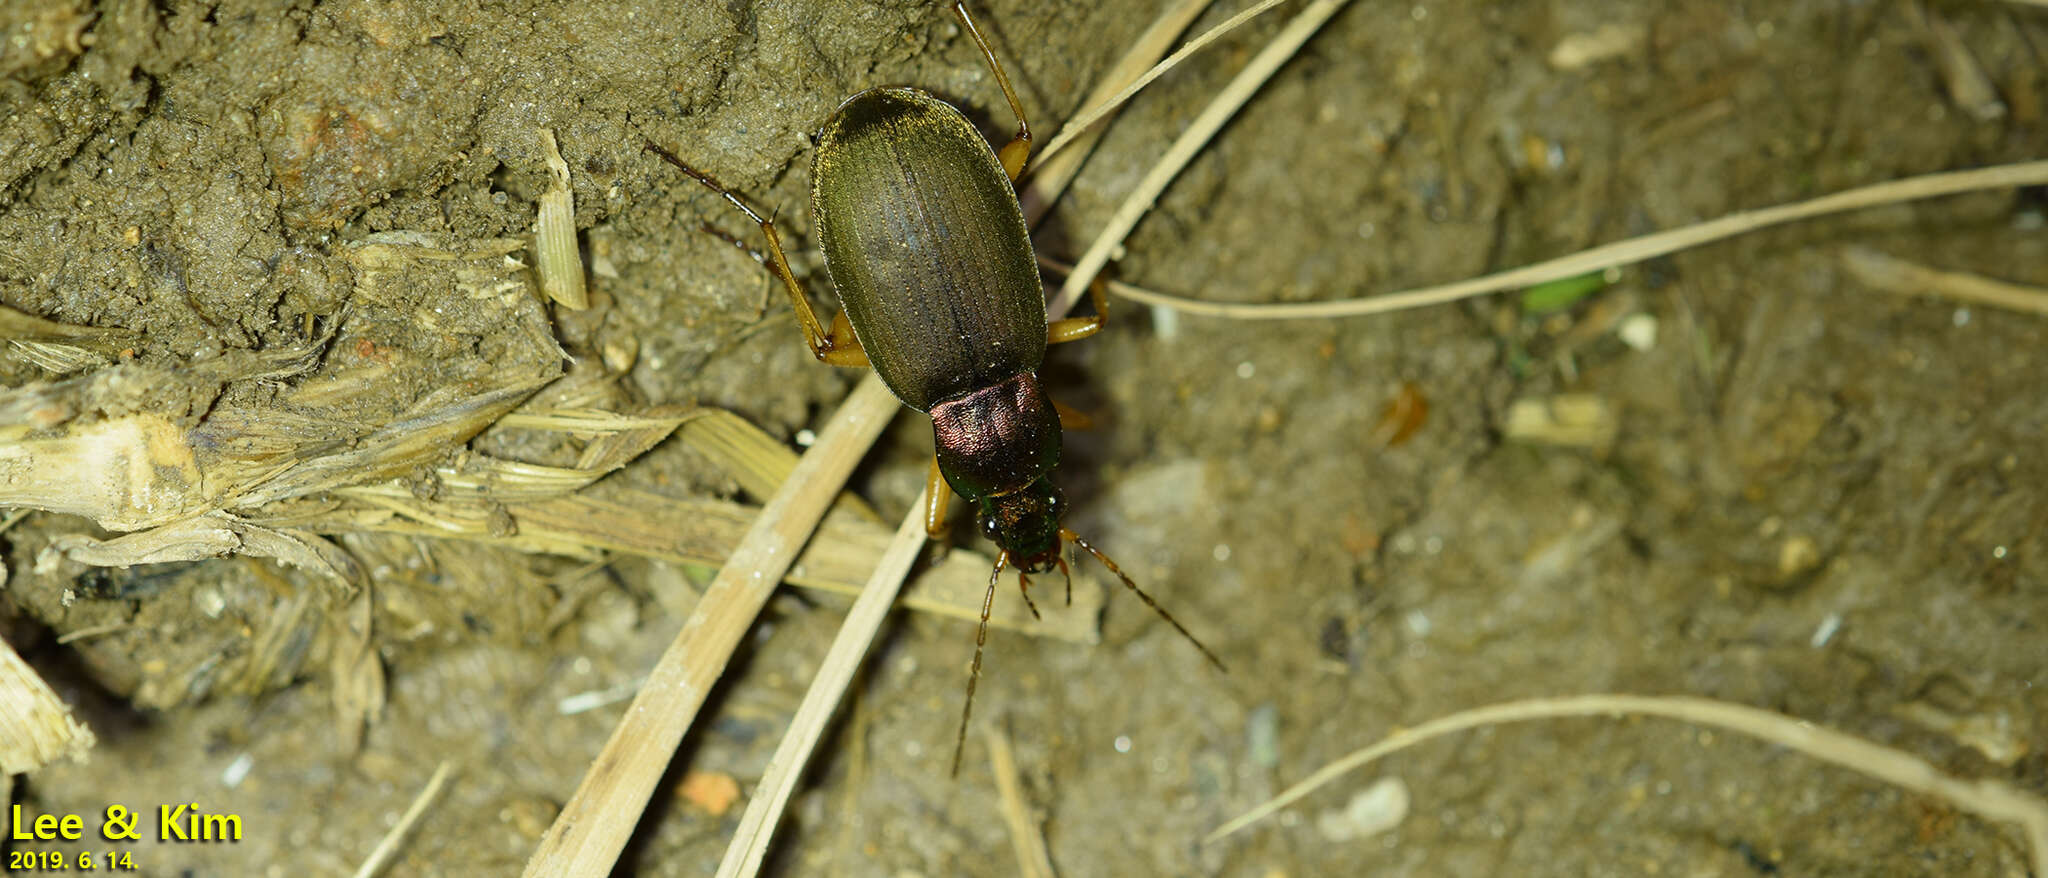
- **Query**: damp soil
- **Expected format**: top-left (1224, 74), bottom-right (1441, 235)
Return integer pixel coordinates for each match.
top-left (3, 0), bottom-right (2046, 875)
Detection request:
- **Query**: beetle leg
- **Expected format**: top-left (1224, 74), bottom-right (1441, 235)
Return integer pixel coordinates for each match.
top-left (1052, 399), bottom-right (1094, 431)
top-left (924, 457), bottom-right (954, 540)
top-left (646, 143), bottom-right (869, 367)
top-left (1015, 569), bottom-right (1041, 621)
top-left (953, 1), bottom-right (1032, 180)
top-left (1046, 275), bottom-right (1109, 345)
top-left (822, 311), bottom-right (870, 367)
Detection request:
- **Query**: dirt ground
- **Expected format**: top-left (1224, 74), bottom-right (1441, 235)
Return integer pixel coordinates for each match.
top-left (3, 0), bottom-right (2045, 875)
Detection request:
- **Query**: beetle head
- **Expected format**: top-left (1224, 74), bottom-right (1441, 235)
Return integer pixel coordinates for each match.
top-left (976, 478), bottom-right (1065, 572)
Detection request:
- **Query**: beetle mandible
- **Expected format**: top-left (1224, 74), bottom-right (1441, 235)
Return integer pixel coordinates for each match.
top-left (649, 1), bottom-right (1225, 775)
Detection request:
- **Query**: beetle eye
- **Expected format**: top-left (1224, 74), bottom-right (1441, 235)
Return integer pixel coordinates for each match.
top-left (978, 513), bottom-right (1001, 541)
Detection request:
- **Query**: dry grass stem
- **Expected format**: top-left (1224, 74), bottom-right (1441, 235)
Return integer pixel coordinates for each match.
top-left (679, 409), bottom-right (883, 523)
top-left (535, 128), bottom-right (589, 309)
top-left (0, 233), bottom-right (562, 535)
top-left (716, 498), bottom-right (931, 878)
top-left (494, 408), bottom-right (705, 432)
top-left (350, 760), bottom-right (456, 878)
top-left (0, 304), bottom-right (139, 374)
top-left (1204, 694), bottom-right (2048, 876)
top-left (1073, 159), bottom-right (2048, 319)
top-left (1840, 246), bottom-right (2048, 317)
top-left (1035, 0), bottom-right (1296, 168)
top-left (1020, 0), bottom-right (1216, 225)
top-left (1050, 0), bottom-right (1355, 316)
top-left (522, 376), bottom-right (900, 878)
top-left (985, 723), bottom-right (1059, 878)
top-left (0, 634), bottom-right (96, 772)
top-left (53, 622), bottom-right (141, 645)
top-left (297, 486), bottom-right (1097, 640)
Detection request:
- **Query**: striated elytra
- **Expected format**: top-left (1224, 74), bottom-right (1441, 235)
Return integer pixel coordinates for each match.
top-left (814, 87), bottom-right (1047, 414)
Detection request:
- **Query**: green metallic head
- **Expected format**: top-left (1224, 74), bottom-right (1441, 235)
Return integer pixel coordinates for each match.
top-left (976, 478), bottom-right (1065, 572)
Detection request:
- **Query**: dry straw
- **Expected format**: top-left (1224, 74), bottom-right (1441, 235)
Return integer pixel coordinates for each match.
top-left (1077, 160), bottom-right (2048, 320)
top-left (1204, 694), bottom-right (2048, 875)
top-left (350, 761), bottom-right (456, 878)
top-left (0, 635), bottom-right (96, 773)
top-left (1050, 0), bottom-right (1355, 317)
top-left (521, 377), bottom-right (900, 877)
top-left (535, 128), bottom-right (588, 310)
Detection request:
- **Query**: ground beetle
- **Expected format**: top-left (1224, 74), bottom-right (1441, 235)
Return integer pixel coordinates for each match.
top-left (650, 1), bottom-right (1225, 774)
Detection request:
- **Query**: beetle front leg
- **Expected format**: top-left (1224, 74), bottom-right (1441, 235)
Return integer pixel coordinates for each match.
top-left (925, 457), bottom-right (954, 540)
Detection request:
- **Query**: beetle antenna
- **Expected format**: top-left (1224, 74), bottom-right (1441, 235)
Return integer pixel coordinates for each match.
top-left (952, 551), bottom-right (1008, 777)
top-left (1060, 527), bottom-right (1226, 673)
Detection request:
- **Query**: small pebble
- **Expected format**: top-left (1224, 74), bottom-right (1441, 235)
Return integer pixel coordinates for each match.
top-left (1810, 613), bottom-right (1842, 648)
top-left (676, 770), bottom-right (741, 816)
top-left (1618, 313), bottom-right (1658, 351)
top-left (1247, 704), bottom-right (1280, 768)
top-left (1315, 777), bottom-right (1410, 841)
top-left (220, 753), bottom-right (254, 788)
top-left (1778, 535), bottom-right (1819, 577)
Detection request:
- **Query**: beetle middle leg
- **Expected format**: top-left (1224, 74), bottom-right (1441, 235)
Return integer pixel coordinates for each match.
top-left (1046, 275), bottom-right (1109, 345)
top-left (953, 1), bottom-right (1032, 181)
top-left (646, 143), bottom-right (869, 367)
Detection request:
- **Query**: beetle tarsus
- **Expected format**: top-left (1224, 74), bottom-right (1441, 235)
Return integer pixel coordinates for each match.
top-left (1016, 569), bottom-right (1041, 621)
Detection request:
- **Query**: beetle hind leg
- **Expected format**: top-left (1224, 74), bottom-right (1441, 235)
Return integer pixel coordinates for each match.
top-left (953, 2), bottom-right (1031, 181)
top-left (646, 142), bottom-right (869, 368)
top-left (820, 311), bottom-right (869, 367)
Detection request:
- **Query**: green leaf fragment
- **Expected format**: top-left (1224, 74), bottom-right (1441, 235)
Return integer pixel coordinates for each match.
top-left (1520, 270), bottom-right (1609, 315)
